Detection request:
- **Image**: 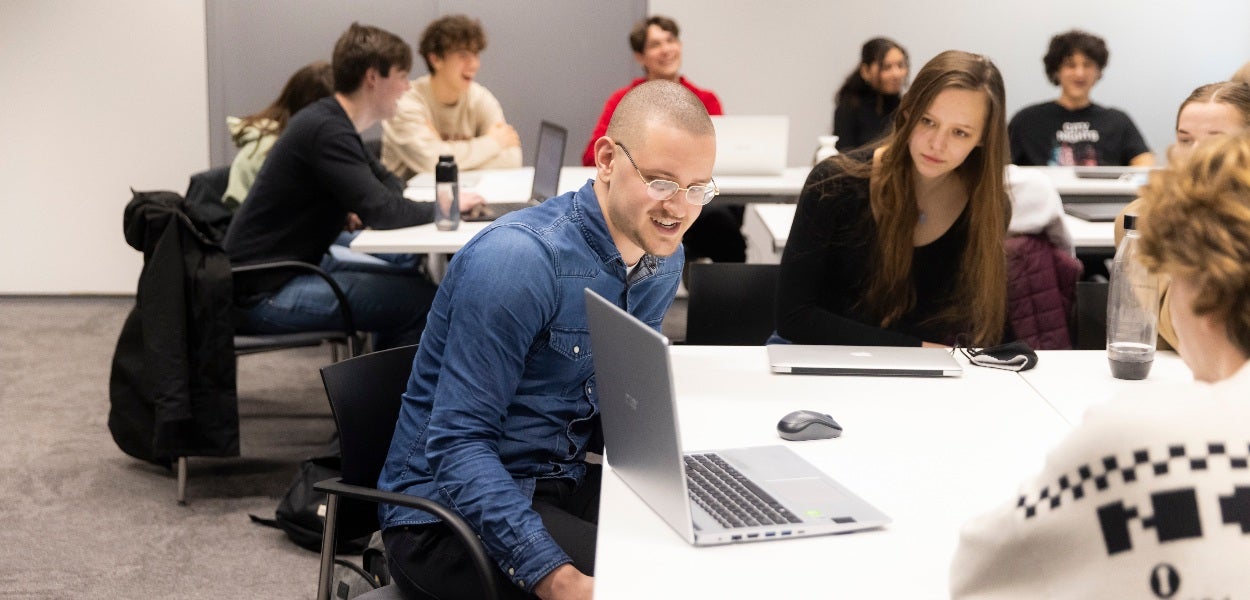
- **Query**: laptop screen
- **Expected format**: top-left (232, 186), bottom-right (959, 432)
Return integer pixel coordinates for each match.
top-left (531, 121), bottom-right (568, 202)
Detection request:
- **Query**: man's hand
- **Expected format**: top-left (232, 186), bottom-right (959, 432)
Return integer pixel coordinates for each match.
top-left (489, 121), bottom-right (521, 149)
top-left (533, 564), bottom-right (593, 600)
top-left (459, 190), bottom-right (486, 216)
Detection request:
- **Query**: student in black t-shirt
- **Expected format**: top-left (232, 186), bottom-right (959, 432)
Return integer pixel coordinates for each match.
top-left (1008, 30), bottom-right (1154, 167)
top-left (832, 37), bottom-right (909, 152)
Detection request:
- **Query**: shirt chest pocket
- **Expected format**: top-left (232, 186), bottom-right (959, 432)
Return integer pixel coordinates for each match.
top-left (547, 327), bottom-right (592, 362)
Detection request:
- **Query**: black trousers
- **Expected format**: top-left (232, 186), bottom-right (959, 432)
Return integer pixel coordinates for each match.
top-left (384, 465), bottom-right (602, 600)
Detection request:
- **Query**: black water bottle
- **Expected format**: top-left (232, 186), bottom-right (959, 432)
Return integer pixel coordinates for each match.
top-left (435, 154), bottom-right (459, 231)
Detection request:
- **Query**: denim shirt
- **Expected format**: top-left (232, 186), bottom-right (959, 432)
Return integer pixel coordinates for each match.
top-left (377, 180), bottom-right (682, 592)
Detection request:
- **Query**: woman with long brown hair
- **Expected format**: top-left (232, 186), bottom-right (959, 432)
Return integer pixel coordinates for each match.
top-left (777, 50), bottom-right (1011, 347)
top-left (223, 60), bottom-right (334, 209)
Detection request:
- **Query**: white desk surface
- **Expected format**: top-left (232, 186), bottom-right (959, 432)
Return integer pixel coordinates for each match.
top-left (1020, 350), bottom-right (1193, 426)
top-left (1022, 165), bottom-right (1147, 197)
top-left (402, 166), bottom-right (809, 204)
top-left (594, 345), bottom-right (1073, 598)
top-left (744, 203), bottom-right (1116, 263)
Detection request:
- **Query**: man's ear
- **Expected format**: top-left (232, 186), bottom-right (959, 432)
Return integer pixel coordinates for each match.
top-left (427, 53), bottom-right (442, 75)
top-left (594, 137), bottom-right (616, 181)
top-left (633, 52), bottom-right (647, 72)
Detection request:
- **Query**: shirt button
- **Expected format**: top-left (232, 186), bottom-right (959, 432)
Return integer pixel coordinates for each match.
top-left (518, 580), bottom-right (525, 587)
top-left (508, 568), bottom-right (515, 576)
top-left (573, 345), bottom-right (580, 354)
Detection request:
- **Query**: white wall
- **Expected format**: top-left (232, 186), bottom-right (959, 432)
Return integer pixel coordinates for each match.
top-left (6, 1), bottom-right (1250, 294)
top-left (653, 0), bottom-right (1250, 168)
top-left (0, 1), bottom-right (207, 294)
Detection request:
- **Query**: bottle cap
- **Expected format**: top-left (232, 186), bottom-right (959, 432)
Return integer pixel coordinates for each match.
top-left (1123, 213), bottom-right (1138, 231)
top-left (438, 154), bottom-right (454, 163)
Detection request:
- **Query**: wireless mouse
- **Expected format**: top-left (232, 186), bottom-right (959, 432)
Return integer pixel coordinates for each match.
top-left (776, 410), bottom-right (842, 441)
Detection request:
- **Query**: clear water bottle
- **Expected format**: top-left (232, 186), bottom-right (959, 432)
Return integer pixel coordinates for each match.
top-left (434, 154), bottom-right (459, 231)
top-left (1106, 213), bottom-right (1159, 379)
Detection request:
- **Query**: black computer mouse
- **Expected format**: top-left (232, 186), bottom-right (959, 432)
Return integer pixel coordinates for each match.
top-left (776, 410), bottom-right (842, 441)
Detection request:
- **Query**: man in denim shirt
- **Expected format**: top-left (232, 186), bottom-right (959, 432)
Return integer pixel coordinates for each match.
top-left (378, 80), bottom-right (717, 600)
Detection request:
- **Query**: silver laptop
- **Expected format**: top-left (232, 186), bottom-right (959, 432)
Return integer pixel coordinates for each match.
top-left (466, 120), bottom-right (567, 221)
top-left (768, 344), bottom-right (963, 377)
top-left (1063, 202), bottom-right (1129, 222)
top-left (585, 288), bottom-right (890, 546)
top-left (710, 115), bottom-right (788, 176)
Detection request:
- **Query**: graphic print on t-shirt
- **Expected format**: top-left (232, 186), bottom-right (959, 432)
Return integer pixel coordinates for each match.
top-left (1050, 121), bottom-right (1100, 166)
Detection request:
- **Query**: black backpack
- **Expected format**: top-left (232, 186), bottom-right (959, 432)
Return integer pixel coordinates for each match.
top-left (251, 447), bottom-right (371, 554)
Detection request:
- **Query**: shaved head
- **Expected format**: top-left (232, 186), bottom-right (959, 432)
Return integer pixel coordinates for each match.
top-left (606, 80), bottom-right (714, 150)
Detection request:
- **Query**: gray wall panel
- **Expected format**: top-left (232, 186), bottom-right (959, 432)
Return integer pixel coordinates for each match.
top-left (207, 1), bottom-right (645, 167)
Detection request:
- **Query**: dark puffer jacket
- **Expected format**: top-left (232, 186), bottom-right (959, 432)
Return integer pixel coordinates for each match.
top-left (1006, 234), bottom-right (1083, 350)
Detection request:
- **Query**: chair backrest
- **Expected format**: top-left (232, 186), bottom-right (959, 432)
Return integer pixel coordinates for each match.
top-left (685, 263), bottom-right (780, 345)
top-left (185, 166), bottom-right (233, 242)
top-left (319, 344), bottom-right (419, 534)
top-left (1074, 280), bottom-right (1109, 350)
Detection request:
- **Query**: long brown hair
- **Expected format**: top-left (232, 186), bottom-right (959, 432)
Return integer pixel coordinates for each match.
top-left (831, 50), bottom-right (1010, 345)
top-left (233, 60), bottom-right (333, 146)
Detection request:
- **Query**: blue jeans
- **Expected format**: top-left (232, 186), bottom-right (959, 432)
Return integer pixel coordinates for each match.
top-left (238, 256), bottom-right (436, 351)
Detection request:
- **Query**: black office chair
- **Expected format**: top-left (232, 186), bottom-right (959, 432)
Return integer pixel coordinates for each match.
top-left (174, 168), bottom-right (361, 504)
top-left (316, 345), bottom-right (499, 600)
top-left (684, 263), bottom-right (780, 345)
top-left (1073, 280), bottom-right (1110, 350)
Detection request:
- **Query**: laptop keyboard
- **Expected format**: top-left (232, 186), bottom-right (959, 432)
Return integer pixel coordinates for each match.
top-left (685, 453), bottom-right (802, 529)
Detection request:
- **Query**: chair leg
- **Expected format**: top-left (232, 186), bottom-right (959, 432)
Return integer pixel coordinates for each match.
top-left (316, 493), bottom-right (340, 600)
top-left (176, 456), bottom-right (188, 505)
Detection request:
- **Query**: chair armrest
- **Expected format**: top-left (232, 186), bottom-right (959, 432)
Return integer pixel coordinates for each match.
top-left (231, 260), bottom-right (357, 342)
top-left (314, 478), bottom-right (500, 599)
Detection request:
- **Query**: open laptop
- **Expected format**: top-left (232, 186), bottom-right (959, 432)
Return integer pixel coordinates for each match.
top-left (1073, 166), bottom-right (1152, 182)
top-left (585, 288), bottom-right (890, 546)
top-left (709, 115), bottom-right (788, 176)
top-left (465, 120), bottom-right (567, 221)
top-left (1063, 202), bottom-right (1129, 222)
top-left (768, 344), bottom-right (963, 377)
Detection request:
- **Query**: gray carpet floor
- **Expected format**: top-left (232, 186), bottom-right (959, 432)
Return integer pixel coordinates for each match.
top-left (0, 295), bottom-right (685, 599)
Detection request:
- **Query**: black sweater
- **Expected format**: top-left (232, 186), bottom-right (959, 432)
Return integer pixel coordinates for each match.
top-left (224, 97), bottom-right (433, 297)
top-left (832, 89), bottom-right (900, 152)
top-left (776, 156), bottom-right (969, 346)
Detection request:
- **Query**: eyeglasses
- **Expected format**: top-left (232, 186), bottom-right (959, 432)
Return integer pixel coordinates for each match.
top-left (615, 142), bottom-right (718, 206)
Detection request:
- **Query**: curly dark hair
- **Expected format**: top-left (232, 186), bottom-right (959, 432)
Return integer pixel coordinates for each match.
top-left (418, 14), bottom-right (487, 74)
top-left (1043, 30), bottom-right (1108, 85)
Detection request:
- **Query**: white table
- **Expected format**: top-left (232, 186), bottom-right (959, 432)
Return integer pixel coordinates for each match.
top-left (741, 203), bottom-right (1117, 265)
top-left (355, 166), bottom-right (812, 274)
top-left (594, 346), bottom-right (1073, 598)
top-left (1020, 350), bottom-right (1193, 426)
top-left (402, 166), bottom-right (810, 205)
top-left (1023, 165), bottom-right (1147, 198)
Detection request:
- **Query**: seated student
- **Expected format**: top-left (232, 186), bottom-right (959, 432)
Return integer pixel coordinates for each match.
top-left (377, 81), bottom-right (716, 600)
top-left (381, 14), bottom-right (521, 180)
top-left (1114, 81), bottom-right (1250, 350)
top-left (832, 37), bottom-right (909, 152)
top-left (222, 61), bottom-right (333, 211)
top-left (223, 23), bottom-right (480, 351)
top-left (1009, 30), bottom-right (1154, 167)
top-left (776, 50), bottom-right (1011, 348)
top-left (950, 130), bottom-right (1250, 599)
top-left (582, 15), bottom-right (744, 264)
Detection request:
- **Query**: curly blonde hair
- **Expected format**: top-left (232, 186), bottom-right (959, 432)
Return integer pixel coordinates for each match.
top-left (1138, 131), bottom-right (1250, 355)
